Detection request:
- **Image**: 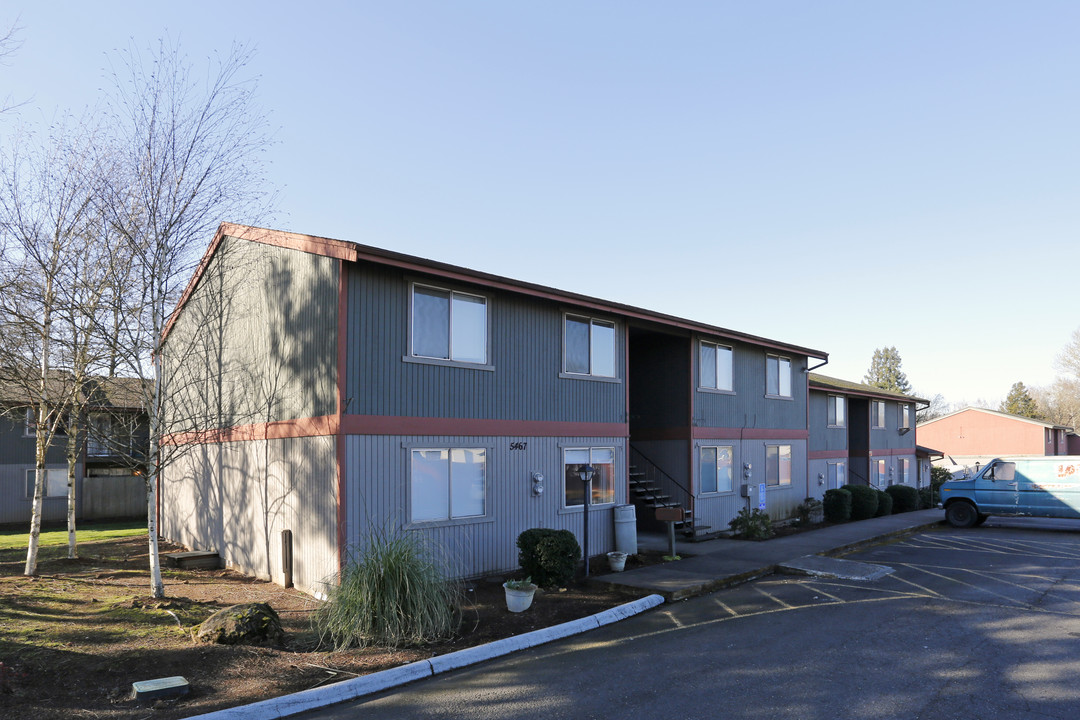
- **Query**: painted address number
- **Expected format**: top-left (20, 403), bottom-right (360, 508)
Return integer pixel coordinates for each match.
top-left (510, 442), bottom-right (527, 451)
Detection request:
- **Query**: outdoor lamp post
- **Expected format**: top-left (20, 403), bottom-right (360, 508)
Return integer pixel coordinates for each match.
top-left (579, 464), bottom-right (595, 577)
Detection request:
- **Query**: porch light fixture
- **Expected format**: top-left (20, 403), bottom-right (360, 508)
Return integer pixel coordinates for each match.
top-left (579, 464), bottom-right (595, 577)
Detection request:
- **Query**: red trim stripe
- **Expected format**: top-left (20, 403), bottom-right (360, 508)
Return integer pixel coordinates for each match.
top-left (809, 450), bottom-right (850, 460)
top-left (163, 416), bottom-right (630, 445)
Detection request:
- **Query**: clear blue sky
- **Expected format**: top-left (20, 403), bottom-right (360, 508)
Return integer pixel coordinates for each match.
top-left (4, 2), bottom-right (1078, 407)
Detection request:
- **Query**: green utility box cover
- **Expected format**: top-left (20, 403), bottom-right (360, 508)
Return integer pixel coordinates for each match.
top-left (132, 676), bottom-right (190, 701)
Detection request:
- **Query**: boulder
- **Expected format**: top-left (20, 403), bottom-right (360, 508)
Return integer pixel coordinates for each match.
top-left (192, 602), bottom-right (284, 646)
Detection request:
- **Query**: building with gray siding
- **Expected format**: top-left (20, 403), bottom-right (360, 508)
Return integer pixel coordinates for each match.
top-left (0, 378), bottom-right (148, 527)
top-left (160, 223), bottom-right (834, 595)
top-left (808, 374), bottom-right (926, 500)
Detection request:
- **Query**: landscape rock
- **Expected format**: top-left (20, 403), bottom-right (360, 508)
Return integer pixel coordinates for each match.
top-left (192, 602), bottom-right (285, 646)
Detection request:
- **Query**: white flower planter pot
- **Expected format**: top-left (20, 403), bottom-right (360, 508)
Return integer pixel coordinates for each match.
top-left (607, 551), bottom-right (628, 572)
top-left (503, 583), bottom-right (537, 612)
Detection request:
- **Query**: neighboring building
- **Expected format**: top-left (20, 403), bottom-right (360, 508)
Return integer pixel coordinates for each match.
top-left (917, 407), bottom-right (1074, 470)
top-left (807, 374), bottom-right (925, 496)
top-left (159, 223), bottom-right (829, 595)
top-left (0, 376), bottom-right (148, 527)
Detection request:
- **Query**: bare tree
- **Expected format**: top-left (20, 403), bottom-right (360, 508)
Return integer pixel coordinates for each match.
top-left (0, 117), bottom-right (101, 575)
top-left (0, 19), bottom-right (25, 115)
top-left (96, 38), bottom-right (275, 598)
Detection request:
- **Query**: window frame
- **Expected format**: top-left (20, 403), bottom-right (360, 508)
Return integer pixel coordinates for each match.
top-left (899, 403), bottom-right (911, 430)
top-left (827, 460), bottom-right (847, 489)
top-left (698, 340), bottom-right (734, 393)
top-left (765, 355), bottom-right (792, 398)
top-left (765, 444), bottom-right (792, 487)
top-left (561, 313), bottom-right (618, 380)
top-left (827, 395), bottom-right (846, 428)
top-left (408, 447), bottom-right (489, 525)
top-left (562, 446), bottom-right (617, 508)
top-left (407, 282), bottom-right (492, 369)
top-left (25, 468), bottom-right (68, 499)
top-left (901, 458), bottom-right (911, 485)
top-left (698, 445), bottom-right (735, 495)
top-left (24, 407), bottom-right (67, 438)
top-left (872, 401), bottom-right (887, 429)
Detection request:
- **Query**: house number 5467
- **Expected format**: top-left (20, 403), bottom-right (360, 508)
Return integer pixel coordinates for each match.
top-left (510, 442), bottom-right (527, 451)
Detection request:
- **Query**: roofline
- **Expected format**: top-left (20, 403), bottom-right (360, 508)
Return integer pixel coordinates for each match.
top-left (808, 373), bottom-right (928, 404)
top-left (916, 405), bottom-right (1073, 432)
top-left (163, 223), bottom-right (830, 359)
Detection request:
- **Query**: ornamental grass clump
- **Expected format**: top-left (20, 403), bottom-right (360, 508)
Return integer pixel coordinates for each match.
top-left (312, 529), bottom-right (464, 650)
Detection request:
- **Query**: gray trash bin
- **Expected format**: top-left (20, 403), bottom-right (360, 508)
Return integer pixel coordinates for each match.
top-left (613, 504), bottom-right (637, 556)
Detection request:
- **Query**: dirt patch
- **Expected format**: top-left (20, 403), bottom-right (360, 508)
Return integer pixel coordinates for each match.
top-left (0, 536), bottom-right (656, 719)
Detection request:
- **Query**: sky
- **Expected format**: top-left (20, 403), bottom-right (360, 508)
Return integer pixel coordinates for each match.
top-left (2, 1), bottom-right (1078, 407)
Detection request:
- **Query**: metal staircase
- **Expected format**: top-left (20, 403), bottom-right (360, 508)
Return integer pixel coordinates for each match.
top-left (628, 443), bottom-right (712, 540)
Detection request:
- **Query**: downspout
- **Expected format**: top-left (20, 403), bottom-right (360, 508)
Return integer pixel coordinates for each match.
top-left (805, 358), bottom-right (828, 499)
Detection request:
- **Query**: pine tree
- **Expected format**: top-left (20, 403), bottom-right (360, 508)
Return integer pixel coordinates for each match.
top-left (863, 347), bottom-right (912, 394)
top-left (1000, 381), bottom-right (1042, 419)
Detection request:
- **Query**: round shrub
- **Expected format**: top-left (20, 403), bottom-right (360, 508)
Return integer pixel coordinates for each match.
top-left (844, 483), bottom-right (879, 521)
top-left (517, 528), bottom-right (581, 587)
top-left (885, 484), bottom-right (919, 513)
top-left (875, 489), bottom-right (893, 516)
top-left (822, 488), bottom-right (852, 523)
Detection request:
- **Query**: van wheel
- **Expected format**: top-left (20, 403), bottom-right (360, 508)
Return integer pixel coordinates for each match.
top-left (946, 502), bottom-right (978, 528)
top-left (974, 514), bottom-right (989, 526)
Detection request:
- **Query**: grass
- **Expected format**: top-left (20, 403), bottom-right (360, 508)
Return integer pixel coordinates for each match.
top-left (0, 521), bottom-right (146, 551)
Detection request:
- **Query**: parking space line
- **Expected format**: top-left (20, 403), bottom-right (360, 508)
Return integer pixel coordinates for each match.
top-left (753, 586), bottom-right (795, 610)
top-left (898, 563), bottom-right (1040, 609)
top-left (712, 598), bottom-right (738, 616)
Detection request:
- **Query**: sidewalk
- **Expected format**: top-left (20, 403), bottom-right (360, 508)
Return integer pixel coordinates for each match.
top-left (596, 508), bottom-right (945, 601)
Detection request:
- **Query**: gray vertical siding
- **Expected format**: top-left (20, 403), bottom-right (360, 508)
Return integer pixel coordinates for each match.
top-left (692, 439), bottom-right (809, 527)
top-left (160, 435), bottom-right (338, 596)
top-left (163, 236), bottom-right (339, 432)
top-left (345, 263), bottom-right (625, 423)
top-left (345, 434), bottom-right (626, 579)
top-left (0, 463), bottom-right (81, 525)
top-left (694, 340), bottom-right (808, 430)
top-left (870, 399), bottom-right (918, 452)
top-left (808, 390), bottom-right (848, 453)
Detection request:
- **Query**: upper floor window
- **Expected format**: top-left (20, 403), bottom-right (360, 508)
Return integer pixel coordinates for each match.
top-left (766, 355), bottom-right (791, 398)
top-left (765, 445), bottom-right (792, 486)
top-left (564, 447), bottom-right (615, 506)
top-left (827, 396), bottom-right (845, 427)
top-left (411, 284), bottom-right (487, 364)
top-left (564, 315), bottom-right (615, 377)
top-left (699, 341), bottom-right (733, 392)
top-left (410, 448), bottom-right (486, 523)
top-left (872, 401), bottom-right (886, 429)
top-left (24, 407), bottom-right (66, 437)
top-left (899, 403), bottom-right (911, 430)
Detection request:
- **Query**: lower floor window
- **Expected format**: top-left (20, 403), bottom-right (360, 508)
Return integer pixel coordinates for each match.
top-left (871, 459), bottom-right (886, 486)
top-left (25, 469), bottom-right (67, 498)
top-left (901, 458), bottom-right (910, 484)
top-left (700, 446), bottom-right (734, 494)
top-left (766, 445), bottom-right (791, 486)
top-left (827, 461), bottom-right (846, 489)
top-left (410, 448), bottom-right (486, 522)
top-left (564, 447), bottom-right (615, 507)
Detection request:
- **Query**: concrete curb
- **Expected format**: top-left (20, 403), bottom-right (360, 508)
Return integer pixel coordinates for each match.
top-left (184, 593), bottom-right (665, 720)
top-left (820, 520), bottom-right (945, 559)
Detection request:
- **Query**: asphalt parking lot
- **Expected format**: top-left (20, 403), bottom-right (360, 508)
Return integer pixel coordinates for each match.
top-left (302, 521), bottom-right (1080, 720)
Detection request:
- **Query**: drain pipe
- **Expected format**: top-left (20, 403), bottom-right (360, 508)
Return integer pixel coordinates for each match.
top-left (805, 357), bottom-right (829, 500)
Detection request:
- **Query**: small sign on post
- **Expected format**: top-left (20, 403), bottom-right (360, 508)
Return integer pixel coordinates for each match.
top-left (758, 483), bottom-right (767, 512)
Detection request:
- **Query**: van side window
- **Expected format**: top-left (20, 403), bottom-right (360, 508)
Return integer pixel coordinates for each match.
top-left (988, 462), bottom-right (1016, 481)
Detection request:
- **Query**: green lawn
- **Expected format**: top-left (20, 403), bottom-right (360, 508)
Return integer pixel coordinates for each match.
top-left (0, 521), bottom-right (146, 550)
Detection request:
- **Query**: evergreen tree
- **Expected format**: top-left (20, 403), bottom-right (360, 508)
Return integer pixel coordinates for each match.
top-left (863, 346), bottom-right (912, 394)
top-left (1000, 381), bottom-right (1042, 419)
